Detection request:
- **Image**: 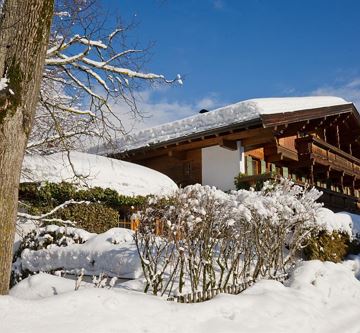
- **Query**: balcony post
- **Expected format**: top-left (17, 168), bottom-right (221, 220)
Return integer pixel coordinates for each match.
top-left (352, 177), bottom-right (356, 197)
top-left (340, 172), bottom-right (344, 194)
top-left (336, 125), bottom-right (340, 149)
top-left (310, 163), bottom-right (314, 184)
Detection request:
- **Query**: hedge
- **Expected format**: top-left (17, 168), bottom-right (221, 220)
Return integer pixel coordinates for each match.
top-left (54, 202), bottom-right (120, 234)
top-left (303, 231), bottom-right (349, 263)
top-left (18, 181), bottom-right (147, 233)
top-left (19, 181), bottom-right (146, 215)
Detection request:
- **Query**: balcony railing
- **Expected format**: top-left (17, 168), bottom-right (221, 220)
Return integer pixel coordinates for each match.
top-left (236, 167), bottom-right (360, 212)
top-left (296, 136), bottom-right (360, 177)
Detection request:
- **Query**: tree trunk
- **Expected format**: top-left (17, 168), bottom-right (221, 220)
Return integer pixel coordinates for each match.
top-left (0, 0), bottom-right (53, 294)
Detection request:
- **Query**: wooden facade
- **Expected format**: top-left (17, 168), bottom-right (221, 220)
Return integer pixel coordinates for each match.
top-left (111, 102), bottom-right (360, 212)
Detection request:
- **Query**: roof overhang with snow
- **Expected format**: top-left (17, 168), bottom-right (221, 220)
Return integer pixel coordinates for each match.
top-left (95, 96), bottom-right (359, 157)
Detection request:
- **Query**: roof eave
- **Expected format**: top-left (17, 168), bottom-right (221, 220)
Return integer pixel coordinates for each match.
top-left (112, 117), bottom-right (263, 157)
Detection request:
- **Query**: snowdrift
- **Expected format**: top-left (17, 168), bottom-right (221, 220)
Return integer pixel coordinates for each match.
top-left (4, 258), bottom-right (360, 333)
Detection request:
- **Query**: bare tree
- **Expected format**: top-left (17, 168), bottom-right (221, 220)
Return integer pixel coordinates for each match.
top-left (0, 0), bottom-right (54, 294)
top-left (28, 0), bottom-right (181, 154)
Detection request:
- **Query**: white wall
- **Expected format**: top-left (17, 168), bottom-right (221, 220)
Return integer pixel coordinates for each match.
top-left (201, 142), bottom-right (244, 191)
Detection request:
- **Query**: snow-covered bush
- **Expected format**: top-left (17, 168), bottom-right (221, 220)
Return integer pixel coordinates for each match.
top-left (236, 180), bottom-right (323, 277)
top-left (12, 225), bottom-right (95, 285)
top-left (135, 179), bottom-right (323, 297)
top-left (12, 227), bottom-right (141, 287)
top-left (303, 208), bottom-right (360, 262)
top-left (19, 181), bottom-right (146, 218)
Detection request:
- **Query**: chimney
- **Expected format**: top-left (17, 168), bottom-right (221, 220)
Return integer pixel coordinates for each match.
top-left (199, 109), bottom-right (209, 114)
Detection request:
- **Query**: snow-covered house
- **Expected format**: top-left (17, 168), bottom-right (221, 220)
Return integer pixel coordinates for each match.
top-left (99, 96), bottom-right (360, 212)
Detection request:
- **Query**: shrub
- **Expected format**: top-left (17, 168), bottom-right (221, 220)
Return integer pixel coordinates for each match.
top-left (54, 202), bottom-right (120, 234)
top-left (135, 179), bottom-right (323, 297)
top-left (348, 236), bottom-right (360, 255)
top-left (19, 181), bottom-right (147, 232)
top-left (234, 172), bottom-right (277, 191)
top-left (12, 225), bottom-right (94, 286)
top-left (234, 173), bottom-right (251, 190)
top-left (19, 181), bottom-right (147, 215)
top-left (303, 231), bottom-right (349, 263)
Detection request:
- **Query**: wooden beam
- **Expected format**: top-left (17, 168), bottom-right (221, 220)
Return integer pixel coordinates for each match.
top-left (224, 127), bottom-right (273, 141)
top-left (219, 139), bottom-right (238, 151)
top-left (242, 134), bottom-right (275, 147)
top-left (261, 104), bottom-right (354, 128)
top-left (168, 150), bottom-right (187, 160)
top-left (266, 153), bottom-right (283, 163)
top-left (277, 145), bottom-right (298, 161)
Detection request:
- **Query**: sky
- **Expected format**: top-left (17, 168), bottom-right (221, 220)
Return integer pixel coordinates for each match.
top-left (105, 0), bottom-right (360, 130)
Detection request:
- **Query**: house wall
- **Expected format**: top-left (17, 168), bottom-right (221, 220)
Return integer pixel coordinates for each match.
top-left (136, 149), bottom-right (202, 187)
top-left (201, 142), bottom-right (244, 191)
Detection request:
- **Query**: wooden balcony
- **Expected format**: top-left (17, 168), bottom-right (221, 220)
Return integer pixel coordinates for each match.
top-left (295, 135), bottom-right (360, 178)
top-left (236, 171), bottom-right (360, 213)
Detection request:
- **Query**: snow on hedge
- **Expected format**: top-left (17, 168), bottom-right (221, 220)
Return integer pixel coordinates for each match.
top-left (94, 96), bottom-right (349, 154)
top-left (335, 211), bottom-right (360, 236)
top-left (4, 258), bottom-right (360, 333)
top-left (316, 208), bottom-right (360, 237)
top-left (20, 228), bottom-right (142, 279)
top-left (21, 151), bottom-right (178, 196)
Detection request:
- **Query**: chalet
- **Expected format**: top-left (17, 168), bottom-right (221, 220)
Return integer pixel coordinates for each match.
top-left (102, 96), bottom-right (360, 212)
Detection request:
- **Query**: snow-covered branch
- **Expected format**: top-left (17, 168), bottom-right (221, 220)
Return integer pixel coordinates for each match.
top-left (27, 0), bottom-right (182, 154)
top-left (17, 199), bottom-right (90, 226)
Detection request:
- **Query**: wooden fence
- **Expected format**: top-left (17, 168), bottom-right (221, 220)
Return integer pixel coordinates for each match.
top-left (167, 273), bottom-right (288, 304)
top-left (118, 218), bottom-right (165, 235)
top-left (117, 218), bottom-right (139, 231)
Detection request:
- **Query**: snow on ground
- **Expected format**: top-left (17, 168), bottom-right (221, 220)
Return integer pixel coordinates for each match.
top-left (93, 96), bottom-right (349, 154)
top-left (9, 273), bottom-right (88, 300)
top-left (20, 228), bottom-right (142, 279)
top-left (2, 258), bottom-right (360, 333)
top-left (21, 151), bottom-right (178, 196)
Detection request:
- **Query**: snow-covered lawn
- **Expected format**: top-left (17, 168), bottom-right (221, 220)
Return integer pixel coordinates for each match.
top-left (2, 259), bottom-right (360, 333)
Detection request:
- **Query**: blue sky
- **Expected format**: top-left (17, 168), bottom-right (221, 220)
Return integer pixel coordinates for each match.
top-left (106, 0), bottom-right (360, 128)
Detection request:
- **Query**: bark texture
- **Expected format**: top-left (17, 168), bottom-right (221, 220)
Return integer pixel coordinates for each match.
top-left (0, 0), bottom-right (54, 294)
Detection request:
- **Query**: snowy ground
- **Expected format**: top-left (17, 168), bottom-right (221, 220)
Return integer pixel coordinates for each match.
top-left (2, 259), bottom-right (360, 333)
top-left (9, 173), bottom-right (360, 332)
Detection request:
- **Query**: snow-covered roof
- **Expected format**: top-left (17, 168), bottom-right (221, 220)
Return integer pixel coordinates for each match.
top-left (95, 96), bottom-right (350, 155)
top-left (21, 151), bottom-right (178, 196)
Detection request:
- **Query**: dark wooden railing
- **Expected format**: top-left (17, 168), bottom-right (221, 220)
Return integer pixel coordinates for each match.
top-left (236, 171), bottom-right (360, 212)
top-left (296, 136), bottom-right (360, 177)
